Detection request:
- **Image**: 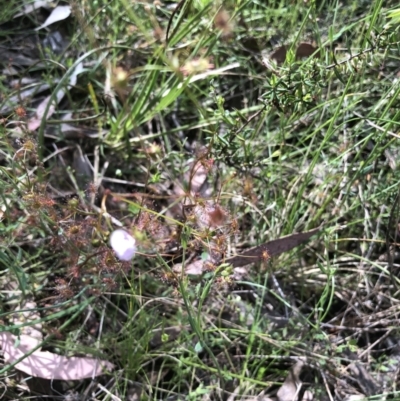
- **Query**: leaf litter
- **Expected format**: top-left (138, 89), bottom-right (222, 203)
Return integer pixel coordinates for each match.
top-left (2, 1), bottom-right (400, 400)
top-left (0, 285), bottom-right (113, 381)
top-left (34, 5), bottom-right (71, 31)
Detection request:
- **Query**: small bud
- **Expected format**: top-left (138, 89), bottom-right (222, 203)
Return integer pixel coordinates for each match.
top-left (91, 238), bottom-right (101, 247)
top-left (109, 229), bottom-right (137, 261)
top-left (68, 198), bottom-right (79, 209)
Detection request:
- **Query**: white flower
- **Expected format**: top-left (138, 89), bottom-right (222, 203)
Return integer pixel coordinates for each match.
top-left (109, 229), bottom-right (136, 261)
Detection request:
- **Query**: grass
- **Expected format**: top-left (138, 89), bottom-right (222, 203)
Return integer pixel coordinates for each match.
top-left (1, 0), bottom-right (400, 399)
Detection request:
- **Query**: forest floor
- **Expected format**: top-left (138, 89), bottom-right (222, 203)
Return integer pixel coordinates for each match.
top-left (1, 1), bottom-right (400, 400)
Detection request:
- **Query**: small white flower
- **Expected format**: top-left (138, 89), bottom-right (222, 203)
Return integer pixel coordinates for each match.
top-left (109, 229), bottom-right (136, 261)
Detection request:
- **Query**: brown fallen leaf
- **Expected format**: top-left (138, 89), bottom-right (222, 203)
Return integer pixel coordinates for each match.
top-left (27, 62), bottom-right (83, 132)
top-left (173, 160), bottom-right (208, 200)
top-left (172, 226), bottom-right (321, 278)
top-left (277, 358), bottom-right (313, 401)
top-left (13, 1), bottom-right (50, 18)
top-left (35, 5), bottom-right (71, 31)
top-left (226, 226), bottom-right (321, 268)
top-left (173, 259), bottom-right (204, 276)
top-left (0, 332), bottom-right (113, 380)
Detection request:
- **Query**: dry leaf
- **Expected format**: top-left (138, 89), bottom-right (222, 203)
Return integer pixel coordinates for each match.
top-left (0, 332), bottom-right (113, 380)
top-left (45, 112), bottom-right (107, 139)
top-left (72, 146), bottom-right (93, 190)
top-left (174, 160), bottom-right (208, 199)
top-left (172, 227), bottom-right (320, 277)
top-left (27, 62), bottom-right (83, 131)
top-left (173, 260), bottom-right (204, 276)
top-left (14, 1), bottom-right (50, 18)
top-left (226, 227), bottom-right (321, 268)
top-left (12, 300), bottom-right (43, 348)
top-left (277, 359), bottom-right (313, 401)
top-left (193, 202), bottom-right (227, 229)
top-left (35, 5), bottom-right (71, 31)
top-left (188, 161), bottom-right (208, 194)
top-left (0, 83), bottom-right (51, 114)
top-left (347, 354), bottom-right (379, 396)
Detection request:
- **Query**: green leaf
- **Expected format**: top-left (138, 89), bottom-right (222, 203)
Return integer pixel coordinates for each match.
top-left (194, 341), bottom-right (203, 353)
